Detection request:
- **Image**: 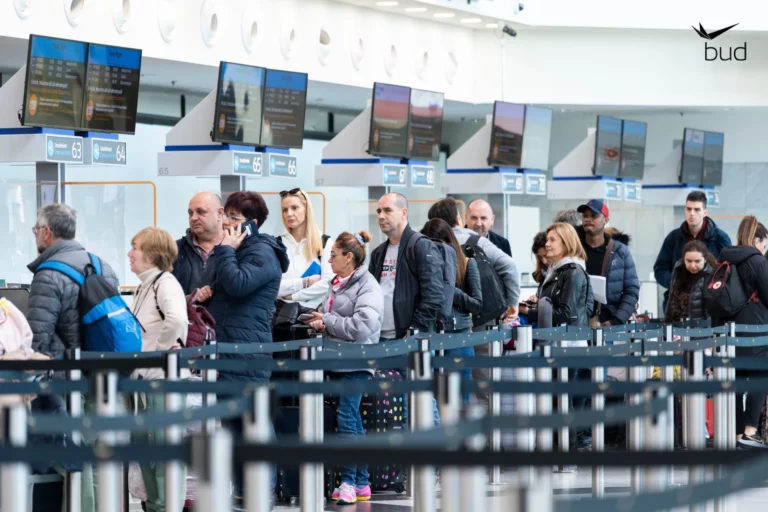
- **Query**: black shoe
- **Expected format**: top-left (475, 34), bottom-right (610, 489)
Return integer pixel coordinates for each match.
top-left (738, 433), bottom-right (766, 449)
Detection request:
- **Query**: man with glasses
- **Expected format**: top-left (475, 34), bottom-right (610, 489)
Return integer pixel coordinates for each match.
top-left (173, 191), bottom-right (225, 302)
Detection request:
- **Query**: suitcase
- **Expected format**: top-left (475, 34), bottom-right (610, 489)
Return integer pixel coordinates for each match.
top-left (274, 405), bottom-right (336, 502)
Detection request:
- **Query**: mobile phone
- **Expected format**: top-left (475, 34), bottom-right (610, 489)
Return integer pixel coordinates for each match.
top-left (244, 224), bottom-right (252, 236)
top-left (297, 313), bottom-right (316, 322)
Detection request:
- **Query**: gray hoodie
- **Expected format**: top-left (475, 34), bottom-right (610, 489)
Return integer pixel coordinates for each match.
top-left (452, 227), bottom-right (521, 307)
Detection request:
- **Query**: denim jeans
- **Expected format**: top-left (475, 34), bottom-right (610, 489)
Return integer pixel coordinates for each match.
top-left (334, 372), bottom-right (372, 486)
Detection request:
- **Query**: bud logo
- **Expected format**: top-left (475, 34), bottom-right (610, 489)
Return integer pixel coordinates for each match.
top-left (692, 22), bottom-right (745, 61)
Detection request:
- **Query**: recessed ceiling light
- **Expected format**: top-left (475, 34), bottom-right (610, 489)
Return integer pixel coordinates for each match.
top-left (405, 7), bottom-right (427, 12)
top-left (434, 12), bottom-right (455, 18)
top-left (485, 23), bottom-right (499, 28)
top-left (461, 18), bottom-right (482, 24)
top-left (376, 1), bottom-right (399, 6)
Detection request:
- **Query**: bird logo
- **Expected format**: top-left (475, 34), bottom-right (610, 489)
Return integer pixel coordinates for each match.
top-left (692, 23), bottom-right (739, 40)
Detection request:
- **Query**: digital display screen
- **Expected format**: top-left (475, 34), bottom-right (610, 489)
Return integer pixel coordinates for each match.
top-left (81, 43), bottom-right (142, 134)
top-left (23, 35), bottom-right (88, 130)
top-left (489, 101), bottom-right (525, 167)
top-left (260, 69), bottom-right (308, 149)
top-left (594, 116), bottom-right (622, 177)
top-left (681, 128), bottom-right (705, 185)
top-left (702, 131), bottom-right (724, 186)
top-left (406, 89), bottom-right (444, 161)
top-left (212, 62), bottom-right (265, 146)
top-left (369, 83), bottom-right (411, 158)
top-left (619, 120), bottom-right (647, 180)
top-left (520, 106), bottom-right (553, 171)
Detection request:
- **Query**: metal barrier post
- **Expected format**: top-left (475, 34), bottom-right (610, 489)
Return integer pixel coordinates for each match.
top-left (203, 338), bottom-right (218, 435)
top-left (515, 326), bottom-right (535, 487)
top-left (314, 336), bottom-right (325, 509)
top-left (96, 371), bottom-right (119, 512)
top-left (406, 328), bottom-right (419, 499)
top-left (504, 483), bottom-right (553, 512)
top-left (555, 340), bottom-right (571, 473)
top-left (714, 334), bottom-right (729, 512)
top-left (437, 325), bottom-right (446, 375)
top-left (629, 337), bottom-right (646, 494)
top-left (591, 328), bottom-right (605, 498)
top-left (459, 405), bottom-right (487, 512)
top-left (681, 334), bottom-right (691, 450)
top-left (727, 323), bottom-right (736, 449)
top-left (535, 344), bottom-right (553, 483)
top-left (245, 386), bottom-right (273, 512)
top-left (164, 352), bottom-right (184, 512)
top-left (65, 348), bottom-right (82, 512)
top-left (0, 405), bottom-right (28, 512)
top-left (685, 350), bottom-right (706, 512)
top-left (489, 324), bottom-right (503, 485)
top-left (644, 387), bottom-right (670, 492)
top-left (299, 345), bottom-right (317, 512)
top-left (436, 373), bottom-right (461, 512)
top-left (192, 430), bottom-right (232, 512)
top-left (411, 339), bottom-right (436, 512)
top-left (662, 324), bottom-right (675, 486)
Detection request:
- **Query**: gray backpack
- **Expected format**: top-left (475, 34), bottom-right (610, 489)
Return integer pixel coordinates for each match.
top-left (405, 234), bottom-right (456, 320)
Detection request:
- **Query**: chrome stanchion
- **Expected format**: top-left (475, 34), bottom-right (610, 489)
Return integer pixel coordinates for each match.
top-left (436, 325), bottom-right (446, 375)
top-left (299, 345), bottom-right (317, 512)
top-left (203, 338), bottom-right (218, 435)
top-left (727, 323), bottom-right (736, 449)
top-left (629, 337), bottom-right (646, 494)
top-left (488, 324), bottom-right (503, 485)
top-left (662, 324), bottom-right (676, 486)
top-left (686, 350), bottom-right (706, 512)
top-left (314, 335), bottom-right (325, 509)
top-left (644, 386), bottom-right (670, 492)
top-left (411, 339), bottom-right (436, 512)
top-left (0, 405), bottom-right (28, 512)
top-left (504, 482), bottom-right (553, 512)
top-left (65, 348), bottom-right (82, 512)
top-left (436, 373), bottom-right (461, 512)
top-left (591, 328), bottom-right (605, 498)
top-left (555, 339), bottom-right (571, 474)
top-left (405, 328), bottom-right (420, 499)
top-left (515, 326), bottom-right (535, 487)
top-left (459, 405), bottom-right (487, 512)
top-left (96, 371), bottom-right (119, 512)
top-left (245, 386), bottom-right (273, 512)
top-left (165, 352), bottom-right (184, 512)
top-left (192, 430), bottom-right (232, 511)
top-left (714, 334), bottom-right (729, 512)
top-left (535, 344), bottom-right (553, 483)
top-left (681, 334), bottom-right (691, 450)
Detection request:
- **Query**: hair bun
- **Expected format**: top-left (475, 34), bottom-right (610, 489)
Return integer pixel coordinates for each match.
top-left (358, 231), bottom-right (372, 244)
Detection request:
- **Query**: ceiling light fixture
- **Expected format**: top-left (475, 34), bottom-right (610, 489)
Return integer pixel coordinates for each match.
top-left (376, 1), bottom-right (398, 6)
top-left (405, 7), bottom-right (427, 12)
top-left (434, 12), bottom-right (455, 18)
top-left (461, 18), bottom-right (482, 24)
top-left (485, 23), bottom-right (499, 28)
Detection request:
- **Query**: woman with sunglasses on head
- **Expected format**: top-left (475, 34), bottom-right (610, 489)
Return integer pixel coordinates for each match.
top-left (274, 188), bottom-right (334, 339)
top-left (303, 231), bottom-right (382, 505)
top-left (207, 191), bottom-right (290, 503)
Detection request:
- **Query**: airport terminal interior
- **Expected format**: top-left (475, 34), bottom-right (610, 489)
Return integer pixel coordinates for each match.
top-left (1, 0), bottom-right (768, 511)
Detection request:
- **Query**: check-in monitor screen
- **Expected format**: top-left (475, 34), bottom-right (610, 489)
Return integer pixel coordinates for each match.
top-left (81, 43), bottom-right (142, 134)
top-left (619, 120), bottom-right (647, 180)
top-left (260, 69), bottom-right (308, 149)
top-left (212, 62), bottom-right (265, 146)
top-left (23, 35), bottom-right (88, 130)
top-left (369, 83), bottom-right (411, 158)
top-left (594, 116), bottom-right (622, 177)
top-left (489, 101), bottom-right (525, 168)
top-left (520, 106), bottom-right (553, 171)
top-left (702, 131), bottom-right (724, 186)
top-left (681, 128), bottom-right (705, 185)
top-left (406, 89), bottom-right (444, 161)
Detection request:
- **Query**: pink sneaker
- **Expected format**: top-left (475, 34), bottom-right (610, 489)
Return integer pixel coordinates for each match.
top-left (355, 484), bottom-right (371, 501)
top-left (337, 482), bottom-right (357, 505)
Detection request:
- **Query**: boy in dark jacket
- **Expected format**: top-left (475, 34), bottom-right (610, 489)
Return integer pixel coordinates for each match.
top-left (577, 200), bottom-right (640, 326)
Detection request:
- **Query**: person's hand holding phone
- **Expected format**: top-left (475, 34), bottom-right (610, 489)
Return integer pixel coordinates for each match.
top-left (193, 286), bottom-right (213, 303)
top-left (222, 223), bottom-right (248, 250)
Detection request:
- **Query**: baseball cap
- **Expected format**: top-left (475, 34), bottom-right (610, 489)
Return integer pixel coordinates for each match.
top-left (577, 199), bottom-right (610, 218)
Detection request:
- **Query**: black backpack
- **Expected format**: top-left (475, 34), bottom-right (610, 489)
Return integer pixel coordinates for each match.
top-left (462, 235), bottom-right (507, 327)
top-left (404, 233), bottom-right (455, 321)
top-left (703, 257), bottom-right (759, 318)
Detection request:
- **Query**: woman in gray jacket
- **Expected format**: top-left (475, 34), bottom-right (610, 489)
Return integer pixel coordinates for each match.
top-left (304, 230), bottom-right (382, 505)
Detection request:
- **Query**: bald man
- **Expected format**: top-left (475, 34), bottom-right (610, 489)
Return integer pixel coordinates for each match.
top-left (172, 191), bottom-right (225, 301)
top-left (467, 199), bottom-right (512, 257)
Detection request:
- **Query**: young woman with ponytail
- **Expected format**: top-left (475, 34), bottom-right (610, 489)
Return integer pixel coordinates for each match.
top-left (715, 215), bottom-right (768, 449)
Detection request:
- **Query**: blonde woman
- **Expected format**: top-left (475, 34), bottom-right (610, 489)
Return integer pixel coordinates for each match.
top-left (128, 227), bottom-right (188, 512)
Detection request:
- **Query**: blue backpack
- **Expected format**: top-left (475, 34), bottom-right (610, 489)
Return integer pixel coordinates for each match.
top-left (35, 253), bottom-right (142, 353)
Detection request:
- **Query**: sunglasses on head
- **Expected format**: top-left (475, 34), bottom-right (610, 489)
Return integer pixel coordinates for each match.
top-left (279, 188), bottom-right (301, 198)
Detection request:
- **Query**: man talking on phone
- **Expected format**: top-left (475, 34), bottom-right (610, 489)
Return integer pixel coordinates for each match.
top-left (173, 191), bottom-right (226, 303)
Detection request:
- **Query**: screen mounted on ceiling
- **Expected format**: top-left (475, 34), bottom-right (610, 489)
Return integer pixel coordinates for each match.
top-left (488, 101), bottom-right (525, 168)
top-left (593, 116), bottom-right (622, 177)
top-left (369, 82), bottom-right (411, 158)
top-left (212, 61), bottom-right (266, 147)
top-left (619, 120), bottom-right (647, 180)
top-left (520, 106), bottom-right (553, 171)
top-left (406, 89), bottom-right (444, 161)
top-left (702, 131), bottom-right (724, 187)
top-left (681, 128), bottom-right (705, 185)
top-left (260, 69), bottom-right (308, 149)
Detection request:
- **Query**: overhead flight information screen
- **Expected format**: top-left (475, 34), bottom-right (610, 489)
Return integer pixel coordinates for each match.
top-left (81, 43), bottom-right (142, 134)
top-left (260, 69), bottom-right (308, 149)
top-left (369, 83), bottom-right (411, 158)
top-left (23, 35), bottom-right (88, 130)
top-left (212, 62), bottom-right (266, 146)
top-left (406, 89), bottom-right (444, 161)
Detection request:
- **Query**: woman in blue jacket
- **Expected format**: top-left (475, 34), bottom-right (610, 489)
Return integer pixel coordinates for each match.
top-left (207, 191), bottom-right (289, 503)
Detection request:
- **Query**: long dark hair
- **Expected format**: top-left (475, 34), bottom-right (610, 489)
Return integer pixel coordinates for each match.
top-left (681, 240), bottom-right (716, 270)
top-left (420, 218), bottom-right (466, 287)
top-left (531, 231), bottom-right (547, 284)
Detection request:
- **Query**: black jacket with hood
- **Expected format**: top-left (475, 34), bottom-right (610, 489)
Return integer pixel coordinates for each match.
top-left (664, 261), bottom-right (713, 322)
top-left (530, 258), bottom-right (595, 328)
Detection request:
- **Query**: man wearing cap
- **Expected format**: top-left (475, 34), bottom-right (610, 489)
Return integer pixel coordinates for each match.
top-left (577, 199), bottom-right (640, 326)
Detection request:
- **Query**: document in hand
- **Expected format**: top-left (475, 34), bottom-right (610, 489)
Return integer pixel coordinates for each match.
top-left (301, 260), bottom-right (322, 278)
top-left (590, 275), bottom-right (607, 304)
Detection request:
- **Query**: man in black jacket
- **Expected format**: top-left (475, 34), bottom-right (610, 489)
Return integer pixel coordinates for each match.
top-left (173, 192), bottom-right (225, 301)
top-left (369, 193), bottom-right (444, 339)
top-left (466, 199), bottom-right (512, 257)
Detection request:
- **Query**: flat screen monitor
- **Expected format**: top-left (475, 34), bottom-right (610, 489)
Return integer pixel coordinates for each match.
top-left (681, 128), bottom-right (705, 185)
top-left (488, 101), bottom-right (525, 168)
top-left (593, 116), bottom-right (622, 177)
top-left (81, 43), bottom-right (142, 134)
top-left (212, 62), bottom-right (266, 146)
top-left (369, 83), bottom-right (411, 158)
top-left (406, 89), bottom-right (444, 161)
top-left (520, 106), bottom-right (553, 171)
top-left (22, 35), bottom-right (88, 130)
top-left (702, 131), bottom-right (724, 186)
top-left (619, 120), bottom-right (647, 180)
top-left (260, 69), bottom-right (308, 149)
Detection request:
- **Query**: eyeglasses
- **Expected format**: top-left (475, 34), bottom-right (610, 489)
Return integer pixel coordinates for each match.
top-left (32, 225), bottom-right (46, 235)
top-left (227, 214), bottom-right (246, 222)
top-left (279, 188), bottom-right (301, 198)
